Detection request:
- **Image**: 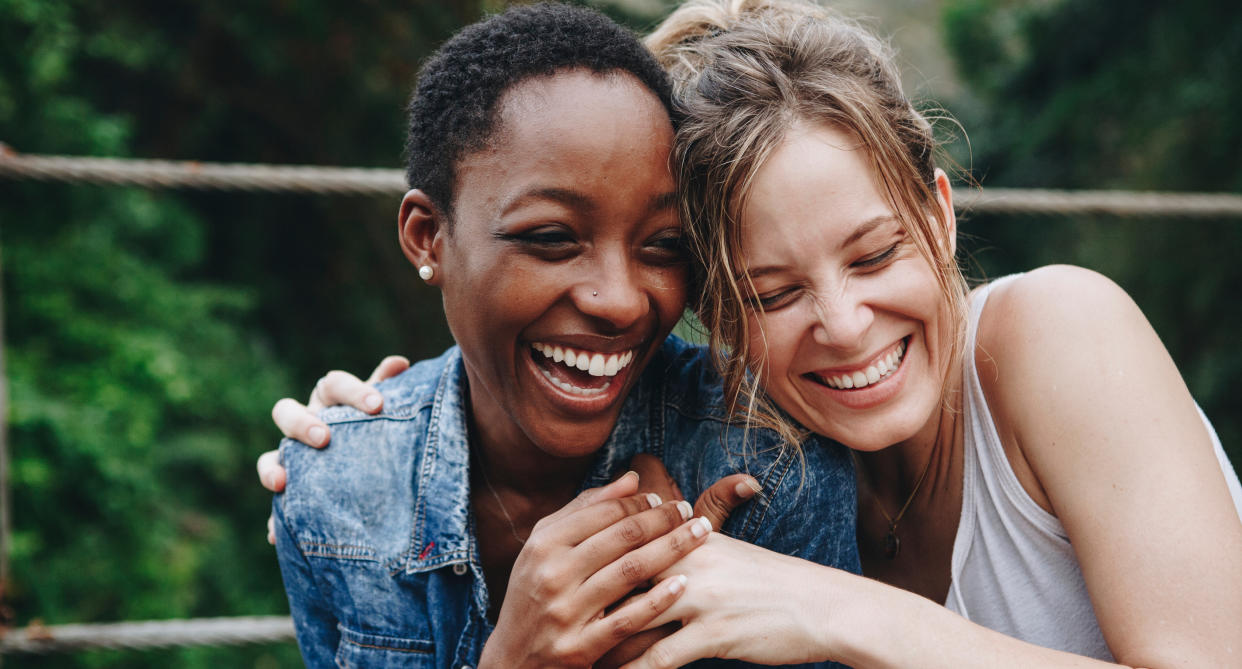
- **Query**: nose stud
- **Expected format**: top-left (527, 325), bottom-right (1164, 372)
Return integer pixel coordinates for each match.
top-left (592, 291), bottom-right (598, 297)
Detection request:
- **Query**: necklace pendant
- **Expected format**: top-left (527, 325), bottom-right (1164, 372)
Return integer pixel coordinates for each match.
top-left (883, 529), bottom-right (900, 560)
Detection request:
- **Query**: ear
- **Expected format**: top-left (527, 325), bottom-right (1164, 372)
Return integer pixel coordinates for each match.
top-left (398, 189), bottom-right (447, 285)
top-left (932, 168), bottom-right (957, 257)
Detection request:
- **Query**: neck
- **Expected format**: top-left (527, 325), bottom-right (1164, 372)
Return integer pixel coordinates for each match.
top-left (463, 375), bottom-right (595, 502)
top-left (854, 375), bottom-right (963, 513)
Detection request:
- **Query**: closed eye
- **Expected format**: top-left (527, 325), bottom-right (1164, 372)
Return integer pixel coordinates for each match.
top-left (751, 286), bottom-right (801, 311)
top-left (853, 242), bottom-right (900, 269)
top-left (496, 225), bottom-right (579, 259)
top-left (643, 230), bottom-right (688, 265)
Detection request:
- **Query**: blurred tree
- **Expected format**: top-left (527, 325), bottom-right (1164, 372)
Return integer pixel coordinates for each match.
top-left (942, 0), bottom-right (1242, 465)
top-left (0, 0), bottom-right (482, 666)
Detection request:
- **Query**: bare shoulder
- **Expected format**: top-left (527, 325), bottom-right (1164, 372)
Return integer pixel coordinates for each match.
top-left (978, 265), bottom-right (1140, 352)
top-left (973, 266), bottom-right (1186, 506)
top-left (974, 265), bottom-right (1158, 394)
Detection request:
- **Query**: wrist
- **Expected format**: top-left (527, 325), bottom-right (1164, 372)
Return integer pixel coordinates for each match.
top-left (801, 564), bottom-right (859, 662)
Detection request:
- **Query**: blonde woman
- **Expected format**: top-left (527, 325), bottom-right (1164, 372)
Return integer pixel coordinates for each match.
top-left (609, 0), bottom-right (1242, 666)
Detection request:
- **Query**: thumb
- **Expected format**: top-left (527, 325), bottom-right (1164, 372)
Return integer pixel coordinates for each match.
top-left (693, 474), bottom-right (761, 531)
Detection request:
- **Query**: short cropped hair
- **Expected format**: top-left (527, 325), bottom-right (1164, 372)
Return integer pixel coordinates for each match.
top-left (405, 2), bottom-right (675, 219)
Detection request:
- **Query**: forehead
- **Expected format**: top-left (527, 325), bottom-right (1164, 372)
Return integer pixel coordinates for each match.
top-left (452, 70), bottom-right (675, 212)
top-left (741, 123), bottom-right (894, 253)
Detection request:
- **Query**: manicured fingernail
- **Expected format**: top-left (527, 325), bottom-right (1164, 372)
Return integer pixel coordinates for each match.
top-left (364, 394), bottom-right (382, 411)
top-left (308, 426), bottom-right (327, 446)
top-left (646, 493), bottom-right (662, 508)
top-left (622, 470), bottom-right (639, 483)
top-left (691, 516), bottom-right (711, 538)
top-left (668, 574), bottom-right (687, 594)
top-left (676, 500), bottom-right (693, 520)
top-left (735, 478), bottom-right (762, 498)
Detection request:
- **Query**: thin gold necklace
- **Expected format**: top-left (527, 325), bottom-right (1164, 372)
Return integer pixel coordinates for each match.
top-left (857, 450), bottom-right (934, 560)
top-left (471, 447), bottom-right (528, 545)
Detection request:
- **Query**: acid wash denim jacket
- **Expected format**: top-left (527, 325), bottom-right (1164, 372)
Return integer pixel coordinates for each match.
top-left (274, 335), bottom-right (858, 669)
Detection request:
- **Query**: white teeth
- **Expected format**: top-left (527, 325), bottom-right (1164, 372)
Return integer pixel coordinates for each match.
top-left (818, 338), bottom-right (907, 390)
top-left (531, 343), bottom-right (636, 379)
top-left (538, 366), bottom-right (611, 396)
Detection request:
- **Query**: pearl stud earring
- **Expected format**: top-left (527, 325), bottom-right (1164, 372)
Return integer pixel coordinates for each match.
top-left (418, 265), bottom-right (434, 281)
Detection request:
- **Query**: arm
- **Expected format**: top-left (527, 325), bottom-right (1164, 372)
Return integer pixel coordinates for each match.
top-left (626, 535), bottom-right (1120, 668)
top-left (975, 266), bottom-right (1242, 666)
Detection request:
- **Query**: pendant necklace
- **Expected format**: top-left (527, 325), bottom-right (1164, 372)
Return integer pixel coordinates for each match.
top-left (863, 450), bottom-right (934, 560)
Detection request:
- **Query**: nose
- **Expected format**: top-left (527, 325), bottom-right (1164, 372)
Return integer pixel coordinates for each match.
top-left (810, 286), bottom-right (873, 350)
top-left (574, 253), bottom-right (649, 331)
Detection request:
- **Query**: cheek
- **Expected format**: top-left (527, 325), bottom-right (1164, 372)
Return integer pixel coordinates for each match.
top-left (648, 266), bottom-right (690, 323)
top-left (745, 310), bottom-right (797, 379)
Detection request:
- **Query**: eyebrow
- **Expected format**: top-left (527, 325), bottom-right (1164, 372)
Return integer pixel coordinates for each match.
top-left (500, 188), bottom-right (678, 216)
top-left (502, 187), bottom-right (594, 215)
top-left (745, 214), bottom-right (901, 281)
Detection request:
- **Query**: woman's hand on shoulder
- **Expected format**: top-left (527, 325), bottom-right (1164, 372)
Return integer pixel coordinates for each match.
top-left (479, 473), bottom-right (712, 669)
top-left (257, 355), bottom-right (409, 543)
top-left (977, 265), bottom-right (1242, 666)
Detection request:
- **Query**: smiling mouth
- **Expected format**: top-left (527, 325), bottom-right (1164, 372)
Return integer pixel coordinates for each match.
top-left (810, 337), bottom-right (908, 390)
top-left (530, 343), bottom-right (636, 397)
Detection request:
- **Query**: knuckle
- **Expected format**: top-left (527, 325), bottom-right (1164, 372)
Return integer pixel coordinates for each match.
top-left (667, 530), bottom-right (688, 555)
top-left (603, 498), bottom-right (631, 520)
top-left (323, 369), bottom-right (350, 384)
top-left (618, 556), bottom-right (646, 584)
top-left (617, 516), bottom-right (645, 546)
top-left (609, 612), bottom-right (636, 639)
top-left (545, 601), bottom-right (574, 627)
top-left (650, 644), bottom-right (678, 669)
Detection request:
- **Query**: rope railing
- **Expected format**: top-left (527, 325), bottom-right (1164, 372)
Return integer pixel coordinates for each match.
top-left (0, 616), bottom-right (295, 654)
top-left (3, 144), bottom-right (1242, 217)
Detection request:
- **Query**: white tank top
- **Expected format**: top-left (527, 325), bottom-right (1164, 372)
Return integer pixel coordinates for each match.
top-left (944, 275), bottom-right (1242, 660)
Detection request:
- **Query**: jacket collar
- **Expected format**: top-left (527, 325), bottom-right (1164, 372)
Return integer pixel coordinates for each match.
top-left (401, 348), bottom-right (662, 572)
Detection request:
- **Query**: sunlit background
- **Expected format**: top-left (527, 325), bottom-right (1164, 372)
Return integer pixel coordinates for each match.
top-left (2, 0), bottom-right (1238, 666)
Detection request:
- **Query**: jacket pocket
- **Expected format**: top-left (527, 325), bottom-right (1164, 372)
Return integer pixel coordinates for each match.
top-left (335, 624), bottom-right (435, 668)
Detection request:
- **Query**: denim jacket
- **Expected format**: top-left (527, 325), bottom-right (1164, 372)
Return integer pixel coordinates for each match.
top-left (274, 336), bottom-right (858, 669)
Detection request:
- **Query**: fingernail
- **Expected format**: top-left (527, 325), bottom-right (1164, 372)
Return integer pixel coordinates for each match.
top-left (691, 516), bottom-right (711, 538)
top-left (668, 574), bottom-right (687, 594)
top-left (308, 426), bottom-right (327, 446)
top-left (364, 394), bottom-right (382, 411)
top-left (622, 470), bottom-right (639, 483)
top-left (676, 500), bottom-right (693, 520)
top-left (646, 493), bottom-right (662, 508)
top-left (735, 478), bottom-right (762, 498)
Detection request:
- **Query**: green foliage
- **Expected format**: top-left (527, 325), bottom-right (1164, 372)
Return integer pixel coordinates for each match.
top-left (942, 0), bottom-right (1242, 465)
top-left (0, 0), bottom-right (479, 665)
